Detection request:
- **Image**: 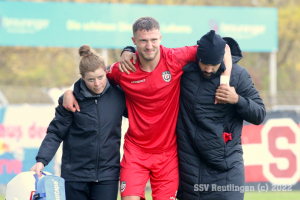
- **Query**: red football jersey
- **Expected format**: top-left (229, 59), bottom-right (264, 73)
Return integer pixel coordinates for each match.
top-left (107, 45), bottom-right (197, 153)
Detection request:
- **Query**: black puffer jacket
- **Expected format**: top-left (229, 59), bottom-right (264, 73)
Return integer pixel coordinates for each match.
top-left (176, 37), bottom-right (266, 200)
top-left (36, 79), bottom-right (127, 182)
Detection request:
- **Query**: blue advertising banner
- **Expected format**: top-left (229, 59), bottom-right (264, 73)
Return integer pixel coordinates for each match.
top-left (0, 1), bottom-right (277, 52)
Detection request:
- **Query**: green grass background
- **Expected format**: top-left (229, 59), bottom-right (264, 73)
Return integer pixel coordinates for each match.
top-left (115, 191), bottom-right (299, 200)
top-left (2, 191), bottom-right (300, 200)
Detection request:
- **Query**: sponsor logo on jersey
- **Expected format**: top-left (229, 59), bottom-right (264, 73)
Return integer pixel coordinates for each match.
top-left (106, 62), bottom-right (116, 74)
top-left (131, 79), bottom-right (145, 84)
top-left (120, 181), bottom-right (126, 193)
top-left (162, 71), bottom-right (171, 82)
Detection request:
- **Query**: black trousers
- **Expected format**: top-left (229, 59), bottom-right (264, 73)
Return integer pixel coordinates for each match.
top-left (65, 180), bottom-right (119, 200)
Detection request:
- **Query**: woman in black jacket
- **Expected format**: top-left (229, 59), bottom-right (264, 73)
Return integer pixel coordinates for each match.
top-left (31, 45), bottom-right (127, 200)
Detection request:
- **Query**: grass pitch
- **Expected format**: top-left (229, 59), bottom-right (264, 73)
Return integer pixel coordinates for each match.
top-left (115, 191), bottom-right (300, 200)
top-left (1, 191), bottom-right (299, 199)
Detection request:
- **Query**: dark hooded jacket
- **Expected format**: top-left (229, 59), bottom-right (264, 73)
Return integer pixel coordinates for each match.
top-left (36, 78), bottom-right (127, 182)
top-left (176, 37), bottom-right (266, 200)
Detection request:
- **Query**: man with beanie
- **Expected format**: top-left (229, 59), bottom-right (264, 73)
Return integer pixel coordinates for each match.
top-left (176, 30), bottom-right (266, 200)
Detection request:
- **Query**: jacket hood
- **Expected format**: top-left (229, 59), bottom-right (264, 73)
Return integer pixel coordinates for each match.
top-left (74, 78), bottom-right (110, 100)
top-left (222, 37), bottom-right (243, 64)
top-left (183, 37), bottom-right (243, 73)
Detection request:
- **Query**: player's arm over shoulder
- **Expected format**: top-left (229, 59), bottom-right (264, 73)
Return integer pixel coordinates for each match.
top-left (165, 45), bottom-right (198, 71)
top-left (106, 62), bottom-right (122, 85)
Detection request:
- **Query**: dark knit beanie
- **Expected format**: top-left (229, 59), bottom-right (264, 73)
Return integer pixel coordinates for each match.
top-left (196, 30), bottom-right (226, 65)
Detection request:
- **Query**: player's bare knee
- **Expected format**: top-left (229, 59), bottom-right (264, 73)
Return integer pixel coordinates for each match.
top-left (121, 195), bottom-right (141, 200)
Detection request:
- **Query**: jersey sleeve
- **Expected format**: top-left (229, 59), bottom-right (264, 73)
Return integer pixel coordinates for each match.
top-left (106, 62), bottom-right (122, 85)
top-left (166, 45), bottom-right (197, 72)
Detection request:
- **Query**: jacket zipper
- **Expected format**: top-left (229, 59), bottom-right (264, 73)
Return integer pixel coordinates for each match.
top-left (95, 98), bottom-right (100, 182)
top-left (193, 80), bottom-right (202, 199)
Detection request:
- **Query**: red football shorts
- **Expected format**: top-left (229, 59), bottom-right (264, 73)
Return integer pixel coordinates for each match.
top-left (120, 142), bottom-right (179, 200)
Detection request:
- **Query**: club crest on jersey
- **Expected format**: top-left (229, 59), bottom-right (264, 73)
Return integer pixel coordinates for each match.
top-left (120, 181), bottom-right (126, 193)
top-left (162, 71), bottom-right (171, 82)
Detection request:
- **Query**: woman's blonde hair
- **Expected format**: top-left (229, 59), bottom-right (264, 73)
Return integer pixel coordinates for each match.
top-left (78, 45), bottom-right (105, 77)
